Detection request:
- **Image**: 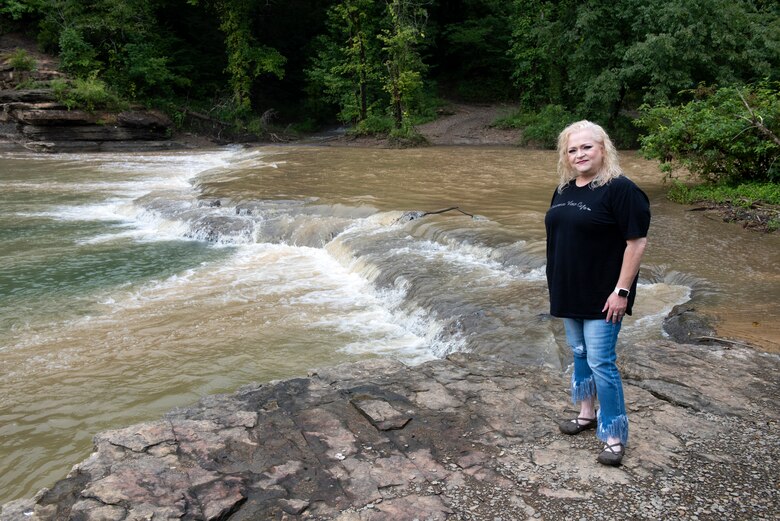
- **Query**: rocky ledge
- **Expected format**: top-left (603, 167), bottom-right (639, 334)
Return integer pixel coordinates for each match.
top-left (2, 340), bottom-right (778, 520)
top-left (0, 86), bottom-right (181, 152)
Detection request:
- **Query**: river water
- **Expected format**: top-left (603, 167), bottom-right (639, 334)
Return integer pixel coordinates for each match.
top-left (0, 145), bottom-right (777, 503)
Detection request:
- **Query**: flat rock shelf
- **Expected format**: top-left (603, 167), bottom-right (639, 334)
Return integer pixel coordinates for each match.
top-left (2, 340), bottom-right (778, 520)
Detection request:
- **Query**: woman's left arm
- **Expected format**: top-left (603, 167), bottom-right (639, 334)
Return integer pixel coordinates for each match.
top-left (603, 237), bottom-right (648, 323)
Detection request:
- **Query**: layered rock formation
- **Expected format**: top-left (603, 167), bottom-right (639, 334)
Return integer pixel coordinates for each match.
top-left (2, 340), bottom-right (778, 520)
top-left (0, 49), bottom-right (180, 153)
top-left (0, 85), bottom-right (177, 152)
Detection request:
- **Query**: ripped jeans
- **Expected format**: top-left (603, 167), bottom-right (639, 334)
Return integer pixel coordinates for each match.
top-left (563, 318), bottom-right (628, 445)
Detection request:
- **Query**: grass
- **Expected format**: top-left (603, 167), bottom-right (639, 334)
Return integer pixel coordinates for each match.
top-left (6, 49), bottom-right (37, 71)
top-left (667, 181), bottom-right (780, 207)
top-left (667, 181), bottom-right (780, 231)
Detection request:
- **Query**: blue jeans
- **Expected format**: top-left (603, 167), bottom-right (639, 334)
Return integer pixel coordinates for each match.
top-left (563, 318), bottom-right (628, 445)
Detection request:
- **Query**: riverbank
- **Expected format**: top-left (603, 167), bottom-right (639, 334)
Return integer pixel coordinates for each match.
top-left (2, 339), bottom-right (778, 520)
top-left (3, 32), bottom-right (774, 233)
top-left (314, 103), bottom-right (522, 148)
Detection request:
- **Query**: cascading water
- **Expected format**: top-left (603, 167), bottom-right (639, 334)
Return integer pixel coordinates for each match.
top-left (2, 144), bottom-right (776, 504)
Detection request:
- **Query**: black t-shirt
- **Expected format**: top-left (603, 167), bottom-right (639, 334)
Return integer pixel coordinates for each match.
top-left (545, 176), bottom-right (651, 319)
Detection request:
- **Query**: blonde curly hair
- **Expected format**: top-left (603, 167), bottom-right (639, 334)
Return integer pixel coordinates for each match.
top-left (556, 120), bottom-right (622, 193)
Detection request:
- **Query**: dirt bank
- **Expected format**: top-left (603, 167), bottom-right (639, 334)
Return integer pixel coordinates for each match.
top-left (415, 103), bottom-right (521, 146)
top-left (321, 103), bottom-right (522, 148)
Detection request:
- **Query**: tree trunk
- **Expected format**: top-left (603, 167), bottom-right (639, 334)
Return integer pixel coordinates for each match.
top-left (388, 62), bottom-right (402, 129)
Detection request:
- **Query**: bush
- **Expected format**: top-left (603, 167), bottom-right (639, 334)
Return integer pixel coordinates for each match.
top-left (496, 104), bottom-right (576, 149)
top-left (636, 83), bottom-right (780, 184)
top-left (58, 27), bottom-right (99, 77)
top-left (388, 120), bottom-right (427, 146)
top-left (103, 42), bottom-right (189, 100)
top-left (666, 180), bottom-right (780, 231)
top-left (6, 48), bottom-right (37, 71)
top-left (50, 76), bottom-right (125, 111)
top-left (353, 113), bottom-right (394, 135)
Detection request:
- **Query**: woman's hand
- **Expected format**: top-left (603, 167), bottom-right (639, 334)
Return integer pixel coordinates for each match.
top-left (603, 292), bottom-right (628, 323)
top-left (603, 237), bottom-right (647, 323)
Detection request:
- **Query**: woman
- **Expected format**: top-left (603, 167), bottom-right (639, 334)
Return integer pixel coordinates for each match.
top-left (545, 120), bottom-right (650, 466)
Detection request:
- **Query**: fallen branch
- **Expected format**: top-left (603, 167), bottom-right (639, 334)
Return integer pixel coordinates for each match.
top-left (420, 206), bottom-right (475, 218)
top-left (395, 206), bottom-right (476, 224)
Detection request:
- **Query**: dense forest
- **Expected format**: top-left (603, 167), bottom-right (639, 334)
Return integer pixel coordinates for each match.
top-left (1, 0), bottom-right (779, 182)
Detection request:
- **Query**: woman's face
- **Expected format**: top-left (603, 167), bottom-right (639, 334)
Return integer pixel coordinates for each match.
top-left (566, 129), bottom-right (604, 180)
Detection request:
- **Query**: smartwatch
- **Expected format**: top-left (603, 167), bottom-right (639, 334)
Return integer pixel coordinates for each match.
top-left (615, 288), bottom-right (630, 298)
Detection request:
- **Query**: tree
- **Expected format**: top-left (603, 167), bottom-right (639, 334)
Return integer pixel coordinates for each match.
top-left (37, 0), bottom-right (190, 99)
top-left (432, 0), bottom-right (514, 100)
top-left (508, 0), bottom-right (572, 107)
top-left (189, 0), bottom-right (286, 112)
top-left (341, 0), bottom-right (374, 121)
top-left (306, 0), bottom-right (385, 124)
top-left (0, 0), bottom-right (46, 24)
top-left (507, 0), bottom-right (779, 144)
top-left (379, 0), bottom-right (430, 129)
top-left (306, 0), bottom-right (430, 131)
top-left (622, 0), bottom-right (779, 106)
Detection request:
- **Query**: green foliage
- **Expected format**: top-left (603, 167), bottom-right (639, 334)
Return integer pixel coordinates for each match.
top-left (7, 0), bottom-right (779, 140)
top-left (388, 120), bottom-right (427, 146)
top-left (6, 48), bottom-right (37, 71)
top-left (306, 0), bottom-right (386, 124)
top-left (50, 76), bottom-right (126, 111)
top-left (43, 0), bottom-right (190, 101)
top-left (436, 0), bottom-right (514, 101)
top-left (667, 181), bottom-right (780, 207)
top-left (204, 0), bottom-right (287, 111)
top-left (0, 0), bottom-right (46, 23)
top-left (404, 86), bottom-right (443, 124)
top-left (622, 1), bottom-right (777, 106)
top-left (13, 78), bottom-right (45, 89)
top-left (637, 83), bottom-right (780, 184)
top-left (508, 0), bottom-right (574, 107)
top-left (520, 105), bottom-right (576, 148)
top-left (50, 78), bottom-right (70, 102)
top-left (495, 104), bottom-right (575, 148)
top-left (307, 0), bottom-right (431, 131)
top-left (667, 180), bottom-right (780, 230)
top-left (507, 0), bottom-right (779, 138)
top-left (354, 113), bottom-right (395, 135)
top-left (379, 0), bottom-right (431, 129)
top-left (58, 27), bottom-right (99, 77)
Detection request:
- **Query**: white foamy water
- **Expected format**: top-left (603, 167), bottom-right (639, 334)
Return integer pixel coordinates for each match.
top-left (6, 242), bottom-right (446, 368)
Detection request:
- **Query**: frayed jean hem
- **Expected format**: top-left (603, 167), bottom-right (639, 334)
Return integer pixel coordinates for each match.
top-left (570, 374), bottom-right (597, 404)
top-left (597, 410), bottom-right (629, 445)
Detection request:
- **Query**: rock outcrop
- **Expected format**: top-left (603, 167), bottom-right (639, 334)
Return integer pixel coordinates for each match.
top-left (663, 303), bottom-right (719, 345)
top-left (2, 340), bottom-right (778, 520)
top-left (0, 85), bottom-right (178, 152)
top-left (0, 37), bottom-right (183, 153)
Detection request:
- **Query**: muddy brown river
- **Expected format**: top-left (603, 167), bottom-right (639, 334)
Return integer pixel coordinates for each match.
top-left (0, 145), bottom-right (777, 503)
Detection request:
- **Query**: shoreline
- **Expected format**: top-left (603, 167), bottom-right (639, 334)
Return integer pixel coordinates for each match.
top-left (2, 340), bottom-right (778, 519)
